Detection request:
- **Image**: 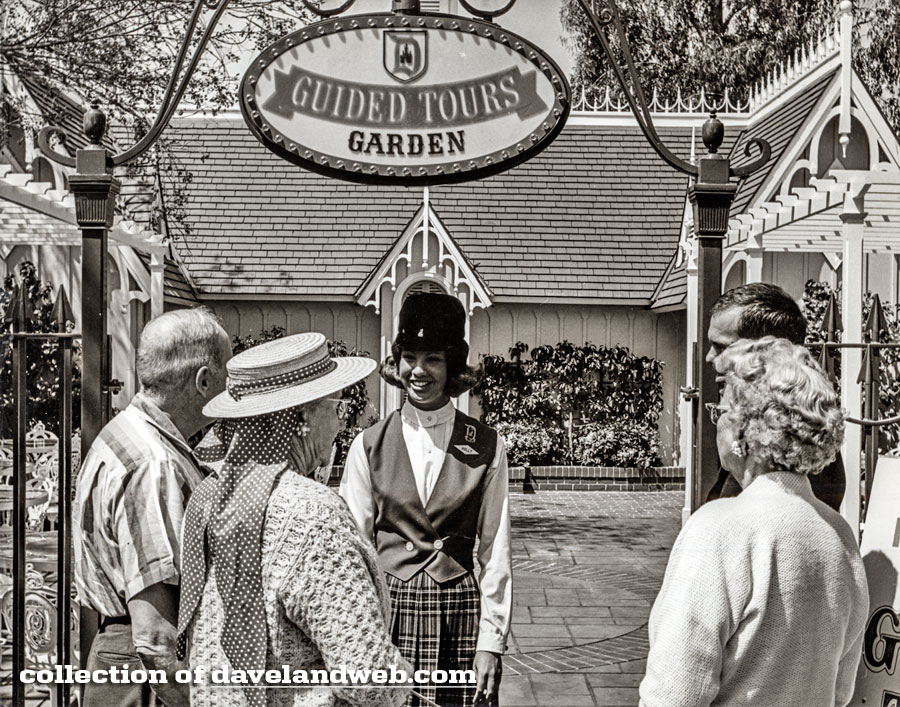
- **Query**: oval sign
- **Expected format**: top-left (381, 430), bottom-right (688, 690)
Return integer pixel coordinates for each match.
top-left (240, 12), bottom-right (571, 186)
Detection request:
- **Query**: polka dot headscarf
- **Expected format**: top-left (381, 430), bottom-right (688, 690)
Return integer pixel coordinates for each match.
top-left (178, 407), bottom-right (304, 707)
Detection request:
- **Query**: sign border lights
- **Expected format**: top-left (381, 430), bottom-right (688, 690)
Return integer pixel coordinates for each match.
top-left (240, 12), bottom-right (571, 186)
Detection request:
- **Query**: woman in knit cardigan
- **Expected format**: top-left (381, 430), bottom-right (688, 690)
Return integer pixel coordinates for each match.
top-left (640, 337), bottom-right (869, 707)
top-left (177, 333), bottom-right (410, 707)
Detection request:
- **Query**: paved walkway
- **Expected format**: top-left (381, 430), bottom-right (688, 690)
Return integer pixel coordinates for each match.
top-left (500, 491), bottom-right (683, 707)
top-left (2, 490), bottom-right (683, 707)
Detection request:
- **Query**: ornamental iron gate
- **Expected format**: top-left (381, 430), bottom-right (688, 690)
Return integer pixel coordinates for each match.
top-left (811, 291), bottom-right (900, 523)
top-left (3, 283), bottom-right (79, 706)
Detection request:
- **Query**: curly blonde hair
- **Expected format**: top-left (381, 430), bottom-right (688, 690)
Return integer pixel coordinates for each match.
top-left (714, 337), bottom-right (846, 476)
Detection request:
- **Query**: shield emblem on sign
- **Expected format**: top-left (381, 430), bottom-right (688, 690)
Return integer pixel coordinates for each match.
top-left (384, 31), bottom-right (428, 83)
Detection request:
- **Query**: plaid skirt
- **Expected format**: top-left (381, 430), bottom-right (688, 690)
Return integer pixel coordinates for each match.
top-left (387, 571), bottom-right (480, 707)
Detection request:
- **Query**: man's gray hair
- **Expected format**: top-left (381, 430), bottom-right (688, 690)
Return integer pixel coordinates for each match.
top-left (137, 308), bottom-right (229, 395)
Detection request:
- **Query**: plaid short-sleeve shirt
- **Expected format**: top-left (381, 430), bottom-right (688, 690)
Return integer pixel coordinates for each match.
top-left (73, 392), bottom-right (207, 617)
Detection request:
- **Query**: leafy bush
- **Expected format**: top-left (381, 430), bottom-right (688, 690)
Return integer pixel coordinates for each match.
top-left (494, 420), bottom-right (565, 467)
top-left (0, 261), bottom-right (81, 437)
top-left (474, 340), bottom-right (664, 467)
top-left (574, 420), bottom-right (661, 469)
top-left (230, 325), bottom-right (377, 464)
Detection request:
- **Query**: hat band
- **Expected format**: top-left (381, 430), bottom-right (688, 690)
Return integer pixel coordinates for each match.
top-left (226, 355), bottom-right (337, 401)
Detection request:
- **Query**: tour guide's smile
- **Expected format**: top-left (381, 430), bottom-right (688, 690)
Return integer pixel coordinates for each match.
top-left (399, 349), bottom-right (450, 411)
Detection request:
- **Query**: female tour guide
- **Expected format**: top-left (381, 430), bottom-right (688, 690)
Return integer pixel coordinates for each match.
top-left (341, 293), bottom-right (512, 707)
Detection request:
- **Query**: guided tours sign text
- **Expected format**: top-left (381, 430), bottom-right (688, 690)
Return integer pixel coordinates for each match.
top-left (240, 13), bottom-right (570, 185)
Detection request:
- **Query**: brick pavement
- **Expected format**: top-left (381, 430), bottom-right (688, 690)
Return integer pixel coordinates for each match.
top-left (500, 491), bottom-right (683, 707)
top-left (2, 490), bottom-right (683, 707)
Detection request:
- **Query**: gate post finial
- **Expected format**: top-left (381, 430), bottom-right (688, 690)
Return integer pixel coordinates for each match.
top-left (6, 284), bottom-right (31, 333)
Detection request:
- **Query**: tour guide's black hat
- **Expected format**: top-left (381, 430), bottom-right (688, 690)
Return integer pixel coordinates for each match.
top-left (395, 293), bottom-right (467, 351)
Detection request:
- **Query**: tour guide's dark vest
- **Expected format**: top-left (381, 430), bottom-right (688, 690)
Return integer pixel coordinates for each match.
top-left (363, 409), bottom-right (497, 583)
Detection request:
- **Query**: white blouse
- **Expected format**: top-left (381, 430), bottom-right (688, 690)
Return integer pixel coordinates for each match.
top-left (340, 401), bottom-right (512, 654)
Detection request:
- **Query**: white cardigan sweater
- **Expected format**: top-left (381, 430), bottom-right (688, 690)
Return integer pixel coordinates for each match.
top-left (640, 472), bottom-right (868, 707)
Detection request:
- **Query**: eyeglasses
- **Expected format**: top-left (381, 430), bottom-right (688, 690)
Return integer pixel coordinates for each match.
top-left (328, 398), bottom-right (352, 421)
top-left (705, 402), bottom-right (730, 425)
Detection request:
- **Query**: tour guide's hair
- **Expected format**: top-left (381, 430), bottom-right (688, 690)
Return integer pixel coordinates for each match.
top-left (380, 341), bottom-right (482, 398)
top-left (711, 282), bottom-right (807, 344)
top-left (136, 307), bottom-right (228, 395)
top-left (714, 337), bottom-right (844, 476)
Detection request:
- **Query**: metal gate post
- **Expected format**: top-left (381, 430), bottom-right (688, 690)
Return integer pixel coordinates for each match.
top-left (54, 288), bottom-right (76, 707)
top-left (68, 104), bottom-right (120, 669)
top-left (688, 120), bottom-right (737, 510)
top-left (10, 285), bottom-right (29, 707)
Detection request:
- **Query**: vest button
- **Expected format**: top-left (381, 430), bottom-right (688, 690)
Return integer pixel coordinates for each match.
top-left (405, 542), bottom-right (415, 552)
top-left (433, 539), bottom-right (444, 550)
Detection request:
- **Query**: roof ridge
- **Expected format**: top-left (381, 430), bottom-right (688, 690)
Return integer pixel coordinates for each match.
top-left (573, 86), bottom-right (749, 115)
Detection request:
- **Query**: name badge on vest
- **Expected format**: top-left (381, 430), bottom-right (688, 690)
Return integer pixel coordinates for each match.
top-left (455, 444), bottom-right (478, 455)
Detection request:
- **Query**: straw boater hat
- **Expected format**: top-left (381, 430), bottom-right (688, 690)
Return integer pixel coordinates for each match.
top-left (204, 332), bottom-right (375, 418)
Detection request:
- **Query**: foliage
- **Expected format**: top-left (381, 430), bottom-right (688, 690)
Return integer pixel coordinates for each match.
top-left (802, 279), bottom-right (900, 454)
top-left (1, 0), bottom-right (316, 236)
top-left (231, 323), bottom-right (288, 355)
top-left (574, 420), bottom-right (661, 469)
top-left (230, 325), bottom-right (377, 465)
top-left (802, 278), bottom-right (839, 345)
top-left (494, 420), bottom-right (565, 467)
top-left (855, 2), bottom-right (900, 131)
top-left (474, 341), bottom-right (664, 468)
top-left (560, 0), bottom-right (900, 132)
top-left (0, 262), bottom-right (81, 438)
top-left (1, 1), bottom-right (316, 127)
top-left (326, 338), bottom-right (379, 466)
top-left (561, 0), bottom-right (832, 104)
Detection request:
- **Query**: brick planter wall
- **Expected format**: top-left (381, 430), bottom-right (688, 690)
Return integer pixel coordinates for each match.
top-left (330, 465), bottom-right (684, 491)
top-left (510, 465), bottom-right (684, 492)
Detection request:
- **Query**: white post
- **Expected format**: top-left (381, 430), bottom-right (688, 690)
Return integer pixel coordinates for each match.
top-left (839, 179), bottom-right (869, 540)
top-left (149, 249), bottom-right (165, 319)
top-left (421, 186), bottom-right (430, 269)
top-left (745, 249), bottom-right (764, 283)
top-left (838, 0), bottom-right (853, 157)
top-left (680, 236), bottom-right (698, 525)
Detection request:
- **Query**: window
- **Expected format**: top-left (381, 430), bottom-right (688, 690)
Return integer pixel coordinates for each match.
top-left (404, 280), bottom-right (446, 299)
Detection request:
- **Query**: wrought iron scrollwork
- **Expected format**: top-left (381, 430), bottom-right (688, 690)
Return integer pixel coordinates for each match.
top-left (37, 0), bottom-right (234, 169)
top-left (575, 0), bottom-right (775, 182)
top-left (36, 127), bottom-right (75, 168)
top-left (586, 0), bottom-right (615, 25)
top-left (730, 137), bottom-right (772, 177)
top-left (300, 0), bottom-right (358, 18)
top-left (457, 0), bottom-right (517, 21)
top-left (574, 0), bottom-right (698, 177)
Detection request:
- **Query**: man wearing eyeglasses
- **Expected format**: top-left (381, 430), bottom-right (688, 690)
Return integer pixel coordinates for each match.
top-left (703, 282), bottom-right (846, 512)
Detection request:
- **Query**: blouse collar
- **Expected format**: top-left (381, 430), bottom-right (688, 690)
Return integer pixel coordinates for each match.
top-left (401, 400), bottom-right (456, 429)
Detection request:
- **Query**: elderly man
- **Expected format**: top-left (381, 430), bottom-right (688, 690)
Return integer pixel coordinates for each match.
top-left (704, 282), bottom-right (846, 511)
top-left (74, 308), bottom-right (231, 707)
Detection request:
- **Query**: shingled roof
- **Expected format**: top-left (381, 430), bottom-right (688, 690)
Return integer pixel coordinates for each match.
top-left (729, 70), bottom-right (836, 216)
top-left (650, 252), bottom-right (686, 310)
top-left (19, 74), bottom-right (117, 153)
top-left (162, 117), bottom-right (702, 305)
top-left (135, 250), bottom-right (200, 308)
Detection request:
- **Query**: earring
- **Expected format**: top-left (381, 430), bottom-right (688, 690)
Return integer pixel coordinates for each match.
top-left (730, 440), bottom-right (744, 458)
top-left (298, 422), bottom-right (310, 438)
